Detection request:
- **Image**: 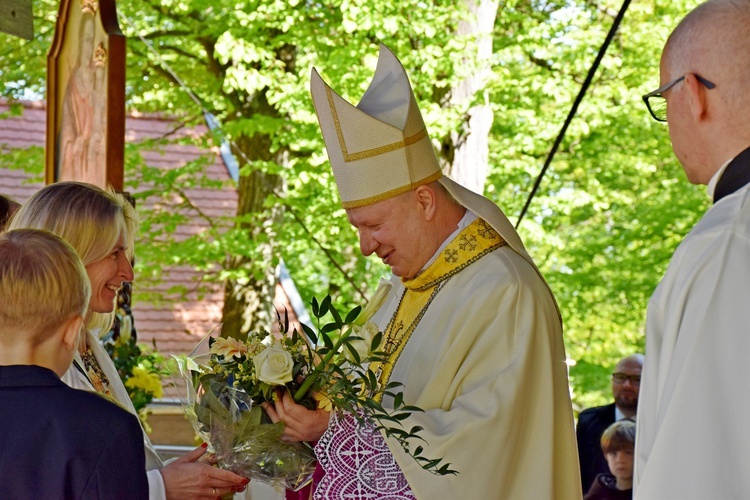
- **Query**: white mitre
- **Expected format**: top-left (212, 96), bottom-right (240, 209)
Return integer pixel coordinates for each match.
top-left (310, 44), bottom-right (536, 268)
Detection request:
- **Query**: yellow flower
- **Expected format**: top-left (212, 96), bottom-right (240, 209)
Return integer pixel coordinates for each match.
top-left (313, 391), bottom-right (333, 412)
top-left (125, 367), bottom-right (163, 399)
top-left (210, 337), bottom-right (248, 359)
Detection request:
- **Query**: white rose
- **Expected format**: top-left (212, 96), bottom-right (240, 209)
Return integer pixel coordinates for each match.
top-left (253, 343), bottom-right (294, 386)
top-left (344, 321), bottom-right (381, 363)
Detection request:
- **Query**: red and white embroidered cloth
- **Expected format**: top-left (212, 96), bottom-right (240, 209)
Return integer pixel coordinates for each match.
top-left (313, 412), bottom-right (415, 500)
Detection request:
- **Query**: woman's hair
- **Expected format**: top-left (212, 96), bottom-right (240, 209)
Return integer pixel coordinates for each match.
top-left (7, 182), bottom-right (137, 333)
top-left (601, 420), bottom-right (636, 454)
top-left (0, 229), bottom-right (90, 341)
top-left (0, 194), bottom-right (20, 230)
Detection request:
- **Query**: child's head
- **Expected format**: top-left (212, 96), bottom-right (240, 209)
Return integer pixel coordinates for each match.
top-left (0, 229), bottom-right (91, 374)
top-left (601, 420), bottom-right (636, 485)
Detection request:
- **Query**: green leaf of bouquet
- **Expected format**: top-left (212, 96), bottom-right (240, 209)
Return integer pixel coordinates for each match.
top-left (320, 322), bottom-right (339, 335)
top-left (399, 406), bottom-right (425, 413)
top-left (344, 305), bottom-right (362, 325)
top-left (318, 335), bottom-right (333, 353)
top-left (291, 328), bottom-right (299, 345)
top-left (329, 302), bottom-right (343, 327)
top-left (319, 295), bottom-right (331, 317)
top-left (385, 427), bottom-right (409, 438)
top-left (282, 307), bottom-right (290, 334)
top-left (394, 392), bottom-right (403, 408)
top-left (371, 332), bottom-right (383, 350)
top-left (195, 382), bottom-right (231, 424)
top-left (438, 464), bottom-right (459, 476)
top-left (301, 322), bottom-right (317, 344)
top-left (310, 297), bottom-right (320, 318)
top-left (359, 398), bottom-right (379, 411)
top-left (344, 342), bottom-right (361, 364)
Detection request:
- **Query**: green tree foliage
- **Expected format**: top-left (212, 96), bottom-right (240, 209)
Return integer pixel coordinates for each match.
top-left (0, 0), bottom-right (706, 410)
top-left (483, 0), bottom-right (706, 409)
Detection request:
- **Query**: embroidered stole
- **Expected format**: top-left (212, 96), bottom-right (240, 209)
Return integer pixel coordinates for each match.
top-left (371, 218), bottom-right (506, 402)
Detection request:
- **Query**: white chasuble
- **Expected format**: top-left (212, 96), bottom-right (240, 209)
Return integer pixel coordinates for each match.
top-left (369, 219), bottom-right (581, 499)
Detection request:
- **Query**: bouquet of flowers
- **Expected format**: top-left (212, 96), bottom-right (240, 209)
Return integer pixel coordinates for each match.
top-left (174, 284), bottom-right (455, 491)
top-left (173, 322), bottom-right (318, 491)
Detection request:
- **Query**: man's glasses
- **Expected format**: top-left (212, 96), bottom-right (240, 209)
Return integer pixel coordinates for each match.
top-left (642, 74), bottom-right (716, 122)
top-left (612, 372), bottom-right (641, 385)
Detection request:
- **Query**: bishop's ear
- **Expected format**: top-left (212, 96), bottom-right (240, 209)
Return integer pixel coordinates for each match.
top-left (414, 184), bottom-right (438, 221)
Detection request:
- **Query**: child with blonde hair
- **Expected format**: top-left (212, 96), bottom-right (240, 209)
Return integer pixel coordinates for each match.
top-left (0, 228), bottom-right (148, 499)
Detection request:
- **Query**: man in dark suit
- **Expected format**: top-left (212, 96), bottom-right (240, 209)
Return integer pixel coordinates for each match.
top-left (577, 353), bottom-right (643, 492)
top-left (0, 229), bottom-right (148, 499)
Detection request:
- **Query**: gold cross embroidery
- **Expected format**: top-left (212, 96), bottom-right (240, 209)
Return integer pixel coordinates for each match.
top-left (459, 234), bottom-right (477, 251)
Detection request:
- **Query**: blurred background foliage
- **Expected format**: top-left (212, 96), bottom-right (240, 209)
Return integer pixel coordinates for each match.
top-left (1, 0), bottom-right (706, 412)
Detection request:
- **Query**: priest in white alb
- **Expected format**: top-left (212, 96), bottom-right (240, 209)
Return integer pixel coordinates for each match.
top-left (635, 1), bottom-right (750, 498)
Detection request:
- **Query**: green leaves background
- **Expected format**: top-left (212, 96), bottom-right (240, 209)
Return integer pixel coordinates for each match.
top-left (1, 0), bottom-right (706, 412)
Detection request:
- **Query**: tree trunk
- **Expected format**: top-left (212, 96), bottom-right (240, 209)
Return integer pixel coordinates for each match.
top-left (441, 0), bottom-right (499, 194)
top-left (220, 105), bottom-right (286, 338)
top-left (220, 43), bottom-right (296, 339)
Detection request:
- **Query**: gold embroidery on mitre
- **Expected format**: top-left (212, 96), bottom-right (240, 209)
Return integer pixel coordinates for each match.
top-left (325, 85), bottom-right (429, 163)
top-left (340, 170), bottom-right (443, 209)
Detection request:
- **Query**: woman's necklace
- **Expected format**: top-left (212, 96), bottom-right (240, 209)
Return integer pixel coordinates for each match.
top-left (78, 335), bottom-right (112, 397)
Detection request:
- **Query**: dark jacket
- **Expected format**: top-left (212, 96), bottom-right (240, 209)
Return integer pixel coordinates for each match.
top-left (0, 364), bottom-right (149, 499)
top-left (577, 402), bottom-right (616, 492)
top-left (583, 473), bottom-right (632, 500)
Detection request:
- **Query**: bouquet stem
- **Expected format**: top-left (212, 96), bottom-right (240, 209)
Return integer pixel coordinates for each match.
top-left (293, 326), bottom-right (354, 402)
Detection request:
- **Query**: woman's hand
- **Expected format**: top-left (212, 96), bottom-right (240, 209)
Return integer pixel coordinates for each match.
top-left (160, 445), bottom-right (249, 499)
top-left (263, 389), bottom-right (330, 442)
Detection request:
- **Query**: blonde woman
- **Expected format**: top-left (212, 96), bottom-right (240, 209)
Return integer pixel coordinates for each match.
top-left (9, 182), bottom-right (248, 500)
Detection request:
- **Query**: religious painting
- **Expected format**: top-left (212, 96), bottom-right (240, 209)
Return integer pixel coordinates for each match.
top-left (45, 0), bottom-right (125, 190)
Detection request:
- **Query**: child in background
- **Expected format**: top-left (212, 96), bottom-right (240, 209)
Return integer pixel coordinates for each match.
top-left (584, 420), bottom-right (635, 500)
top-left (0, 228), bottom-right (148, 499)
